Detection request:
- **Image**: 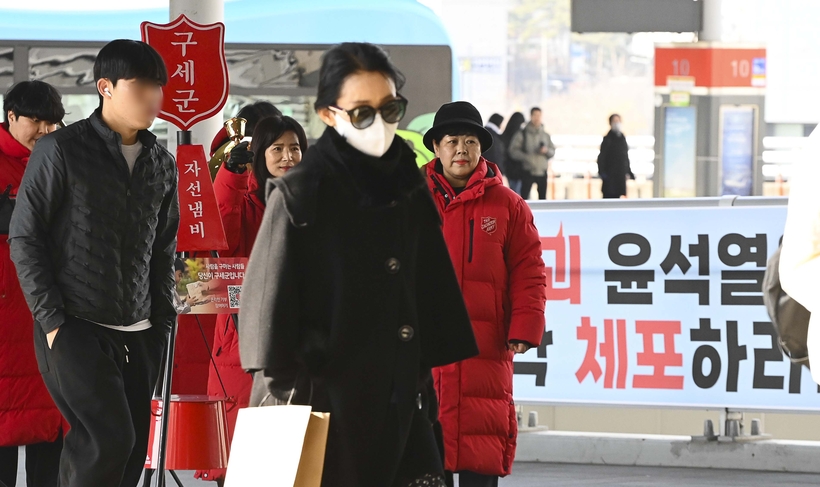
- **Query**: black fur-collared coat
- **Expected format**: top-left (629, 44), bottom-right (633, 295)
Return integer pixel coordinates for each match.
top-left (239, 127), bottom-right (478, 487)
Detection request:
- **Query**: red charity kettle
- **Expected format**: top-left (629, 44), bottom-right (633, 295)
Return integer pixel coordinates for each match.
top-left (145, 394), bottom-right (230, 471)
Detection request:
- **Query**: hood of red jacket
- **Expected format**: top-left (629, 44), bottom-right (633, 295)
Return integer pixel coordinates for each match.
top-left (424, 156), bottom-right (502, 205)
top-left (0, 122), bottom-right (31, 161)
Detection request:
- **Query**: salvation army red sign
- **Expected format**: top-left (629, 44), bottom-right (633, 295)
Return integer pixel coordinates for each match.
top-left (141, 15), bottom-right (229, 130)
top-left (176, 144), bottom-right (228, 252)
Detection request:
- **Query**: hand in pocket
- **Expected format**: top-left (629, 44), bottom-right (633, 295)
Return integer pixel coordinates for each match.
top-left (46, 327), bottom-right (60, 349)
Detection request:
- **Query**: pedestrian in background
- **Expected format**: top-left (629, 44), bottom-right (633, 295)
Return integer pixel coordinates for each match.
top-left (482, 113), bottom-right (505, 173)
top-left (597, 113), bottom-right (634, 199)
top-left (0, 80), bottom-right (65, 487)
top-left (509, 107), bottom-right (555, 200)
top-left (208, 101), bottom-right (282, 178)
top-left (500, 111), bottom-right (525, 194)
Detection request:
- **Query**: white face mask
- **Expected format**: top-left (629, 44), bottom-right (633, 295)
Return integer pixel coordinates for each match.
top-left (612, 122), bottom-right (623, 133)
top-left (333, 113), bottom-right (398, 158)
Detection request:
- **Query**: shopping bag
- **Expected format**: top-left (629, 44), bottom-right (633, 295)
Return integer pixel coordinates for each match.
top-left (224, 405), bottom-right (330, 487)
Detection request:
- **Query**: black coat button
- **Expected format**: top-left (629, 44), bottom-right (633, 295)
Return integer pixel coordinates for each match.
top-left (399, 325), bottom-right (414, 342)
top-left (385, 258), bottom-right (401, 274)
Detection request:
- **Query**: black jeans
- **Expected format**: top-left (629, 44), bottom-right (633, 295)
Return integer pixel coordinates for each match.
top-left (0, 438), bottom-right (62, 487)
top-left (519, 173), bottom-right (548, 200)
top-left (33, 317), bottom-right (166, 487)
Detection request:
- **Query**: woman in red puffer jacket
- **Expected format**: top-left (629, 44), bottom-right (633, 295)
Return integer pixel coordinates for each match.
top-left (196, 115), bottom-right (308, 484)
top-left (0, 81), bottom-right (66, 487)
top-left (423, 101), bottom-right (547, 487)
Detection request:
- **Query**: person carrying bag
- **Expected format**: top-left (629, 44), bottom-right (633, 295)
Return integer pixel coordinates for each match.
top-left (225, 383), bottom-right (330, 487)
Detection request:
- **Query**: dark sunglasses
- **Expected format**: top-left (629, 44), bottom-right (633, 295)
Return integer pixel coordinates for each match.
top-left (330, 95), bottom-right (408, 130)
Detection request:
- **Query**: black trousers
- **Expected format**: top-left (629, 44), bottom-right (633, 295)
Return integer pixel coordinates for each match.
top-left (33, 317), bottom-right (165, 487)
top-left (519, 173), bottom-right (548, 200)
top-left (0, 438), bottom-right (62, 487)
top-left (601, 175), bottom-right (628, 199)
top-left (450, 471), bottom-right (498, 487)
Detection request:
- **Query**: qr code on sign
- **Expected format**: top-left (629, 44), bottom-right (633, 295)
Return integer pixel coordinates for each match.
top-left (228, 285), bottom-right (242, 309)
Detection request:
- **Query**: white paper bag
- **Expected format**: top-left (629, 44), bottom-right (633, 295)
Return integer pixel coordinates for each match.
top-left (224, 405), bottom-right (330, 487)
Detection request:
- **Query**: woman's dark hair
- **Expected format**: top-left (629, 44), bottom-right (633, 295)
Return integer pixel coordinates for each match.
top-left (488, 113), bottom-right (504, 127)
top-left (210, 102), bottom-right (283, 154)
top-left (501, 111), bottom-right (526, 148)
top-left (237, 101), bottom-right (282, 136)
top-left (93, 39), bottom-right (168, 106)
top-left (251, 116), bottom-right (309, 203)
top-left (314, 42), bottom-right (406, 111)
top-left (3, 81), bottom-right (65, 124)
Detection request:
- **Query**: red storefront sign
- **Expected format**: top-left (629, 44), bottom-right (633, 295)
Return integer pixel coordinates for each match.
top-left (655, 45), bottom-right (766, 88)
top-left (141, 15), bottom-right (229, 130)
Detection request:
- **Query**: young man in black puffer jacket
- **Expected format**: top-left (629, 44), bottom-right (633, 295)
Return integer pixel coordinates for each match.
top-left (9, 39), bottom-right (179, 487)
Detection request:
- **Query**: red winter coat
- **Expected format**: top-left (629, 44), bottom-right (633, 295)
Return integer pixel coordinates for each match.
top-left (0, 123), bottom-right (64, 446)
top-left (196, 165), bottom-right (265, 482)
top-left (425, 158), bottom-right (546, 476)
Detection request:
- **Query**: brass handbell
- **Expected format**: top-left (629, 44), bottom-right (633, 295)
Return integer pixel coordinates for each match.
top-left (208, 117), bottom-right (248, 179)
top-left (223, 117), bottom-right (248, 157)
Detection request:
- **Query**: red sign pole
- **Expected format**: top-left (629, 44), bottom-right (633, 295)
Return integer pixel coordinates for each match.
top-left (141, 15), bottom-right (230, 485)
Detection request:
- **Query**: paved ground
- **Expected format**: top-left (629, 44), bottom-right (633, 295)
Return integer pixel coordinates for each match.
top-left (494, 463), bottom-right (818, 486)
top-left (15, 452), bottom-right (819, 487)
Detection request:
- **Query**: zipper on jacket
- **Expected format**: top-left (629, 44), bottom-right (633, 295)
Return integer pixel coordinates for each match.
top-left (430, 175), bottom-right (454, 208)
top-left (468, 218), bottom-right (474, 263)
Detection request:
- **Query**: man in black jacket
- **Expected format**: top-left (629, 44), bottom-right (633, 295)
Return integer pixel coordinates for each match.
top-left (9, 40), bottom-right (179, 487)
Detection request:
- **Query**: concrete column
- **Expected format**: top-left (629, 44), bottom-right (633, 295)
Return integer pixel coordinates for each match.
top-left (700, 0), bottom-right (723, 42)
top-left (167, 0), bottom-right (225, 152)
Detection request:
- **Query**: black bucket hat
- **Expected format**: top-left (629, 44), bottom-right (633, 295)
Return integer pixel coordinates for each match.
top-left (423, 101), bottom-right (493, 152)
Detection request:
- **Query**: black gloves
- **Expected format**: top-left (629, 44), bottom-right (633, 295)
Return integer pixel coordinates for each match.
top-left (225, 141), bottom-right (253, 174)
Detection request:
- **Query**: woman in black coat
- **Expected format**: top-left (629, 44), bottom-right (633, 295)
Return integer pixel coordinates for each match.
top-left (500, 111), bottom-right (526, 194)
top-left (597, 113), bottom-right (635, 198)
top-left (238, 42), bottom-right (478, 487)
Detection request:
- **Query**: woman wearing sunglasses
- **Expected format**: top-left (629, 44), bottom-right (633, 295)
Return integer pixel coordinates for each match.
top-left (238, 42), bottom-right (478, 487)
